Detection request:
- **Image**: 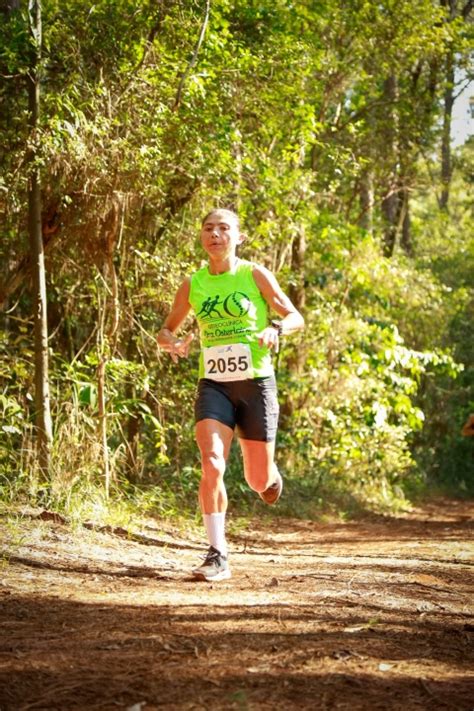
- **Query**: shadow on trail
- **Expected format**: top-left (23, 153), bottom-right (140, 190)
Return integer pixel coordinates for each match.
top-left (1, 593), bottom-right (473, 711)
top-left (5, 554), bottom-right (176, 580)
top-left (235, 512), bottom-right (474, 547)
top-left (283, 561), bottom-right (474, 596)
top-left (2, 667), bottom-right (473, 711)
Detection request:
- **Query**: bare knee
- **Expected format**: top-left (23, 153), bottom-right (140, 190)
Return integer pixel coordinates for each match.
top-left (200, 451), bottom-right (226, 486)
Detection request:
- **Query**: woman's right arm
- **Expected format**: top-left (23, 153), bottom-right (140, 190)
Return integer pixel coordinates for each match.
top-left (157, 277), bottom-right (194, 362)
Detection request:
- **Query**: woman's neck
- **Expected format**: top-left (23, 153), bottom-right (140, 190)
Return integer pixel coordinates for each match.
top-left (208, 255), bottom-right (238, 275)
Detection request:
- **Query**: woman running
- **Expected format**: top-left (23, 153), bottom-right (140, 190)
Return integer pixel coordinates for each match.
top-left (157, 209), bottom-right (304, 581)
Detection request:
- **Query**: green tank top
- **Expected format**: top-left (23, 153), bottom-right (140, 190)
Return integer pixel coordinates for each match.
top-left (189, 259), bottom-right (274, 380)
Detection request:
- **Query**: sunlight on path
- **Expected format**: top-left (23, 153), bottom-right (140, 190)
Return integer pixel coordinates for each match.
top-left (1, 500), bottom-right (473, 710)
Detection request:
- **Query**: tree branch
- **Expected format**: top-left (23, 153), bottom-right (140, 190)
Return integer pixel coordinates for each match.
top-left (462, 0), bottom-right (474, 19)
top-left (114, 2), bottom-right (173, 108)
top-left (172, 0), bottom-right (211, 111)
top-left (453, 77), bottom-right (473, 101)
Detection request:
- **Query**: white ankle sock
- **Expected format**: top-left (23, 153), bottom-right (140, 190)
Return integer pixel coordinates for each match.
top-left (203, 512), bottom-right (227, 557)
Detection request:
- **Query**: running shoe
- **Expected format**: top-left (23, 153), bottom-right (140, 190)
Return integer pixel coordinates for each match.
top-left (192, 546), bottom-right (231, 582)
top-left (259, 472), bottom-right (283, 505)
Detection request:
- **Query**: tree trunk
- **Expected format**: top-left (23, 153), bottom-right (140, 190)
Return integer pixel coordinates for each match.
top-left (381, 74), bottom-right (401, 257)
top-left (1, 0), bottom-right (20, 13)
top-left (359, 169), bottom-right (374, 233)
top-left (286, 228), bottom-right (306, 374)
top-left (438, 0), bottom-right (472, 209)
top-left (440, 49), bottom-right (454, 210)
top-left (125, 324), bottom-right (141, 483)
top-left (97, 355), bottom-right (110, 497)
top-left (400, 187), bottom-right (413, 255)
top-left (126, 404), bottom-right (141, 482)
top-left (27, 0), bottom-right (52, 481)
top-left (381, 188), bottom-right (400, 257)
top-left (288, 229), bottom-right (306, 316)
top-left (279, 227), bottom-right (306, 422)
top-left (95, 198), bottom-right (123, 495)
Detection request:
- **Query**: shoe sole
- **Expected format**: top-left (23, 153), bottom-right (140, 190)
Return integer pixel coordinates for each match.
top-left (192, 568), bottom-right (232, 582)
top-left (259, 473), bottom-right (283, 505)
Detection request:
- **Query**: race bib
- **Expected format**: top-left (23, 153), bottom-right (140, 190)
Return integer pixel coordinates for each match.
top-left (203, 343), bottom-right (253, 381)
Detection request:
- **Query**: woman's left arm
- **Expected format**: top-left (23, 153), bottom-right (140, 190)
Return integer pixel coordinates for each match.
top-left (252, 265), bottom-right (304, 349)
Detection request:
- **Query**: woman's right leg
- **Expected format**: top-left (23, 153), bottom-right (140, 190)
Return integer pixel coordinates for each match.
top-left (193, 418), bottom-right (234, 580)
top-left (195, 418), bottom-right (234, 514)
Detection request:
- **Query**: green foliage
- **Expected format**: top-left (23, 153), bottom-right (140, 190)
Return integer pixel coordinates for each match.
top-left (277, 257), bottom-right (463, 509)
top-left (0, 0), bottom-right (473, 518)
top-left (408, 142), bottom-right (474, 494)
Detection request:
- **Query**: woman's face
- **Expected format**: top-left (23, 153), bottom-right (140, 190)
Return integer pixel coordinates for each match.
top-left (200, 210), bottom-right (244, 259)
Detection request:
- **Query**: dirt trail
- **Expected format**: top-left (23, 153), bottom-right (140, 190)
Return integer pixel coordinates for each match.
top-left (0, 499), bottom-right (473, 710)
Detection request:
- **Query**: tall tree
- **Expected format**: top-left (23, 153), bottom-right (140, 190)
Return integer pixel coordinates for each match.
top-left (27, 0), bottom-right (52, 480)
top-left (380, 74), bottom-right (401, 257)
top-left (440, 0), bottom-right (457, 209)
top-left (440, 0), bottom-right (474, 210)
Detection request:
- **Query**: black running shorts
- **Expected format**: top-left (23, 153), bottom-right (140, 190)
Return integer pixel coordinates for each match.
top-left (194, 376), bottom-right (279, 442)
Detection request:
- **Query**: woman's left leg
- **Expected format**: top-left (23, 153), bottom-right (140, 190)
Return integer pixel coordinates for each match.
top-left (237, 376), bottom-right (282, 504)
top-left (239, 438), bottom-right (281, 500)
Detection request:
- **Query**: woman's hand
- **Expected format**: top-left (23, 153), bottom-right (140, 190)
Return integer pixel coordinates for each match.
top-left (158, 330), bottom-right (194, 363)
top-left (257, 326), bottom-right (280, 353)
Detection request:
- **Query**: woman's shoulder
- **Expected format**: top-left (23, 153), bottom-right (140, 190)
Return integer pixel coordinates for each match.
top-left (250, 263), bottom-right (279, 294)
top-left (236, 260), bottom-right (277, 295)
top-left (237, 259), bottom-right (265, 284)
top-left (249, 262), bottom-right (273, 281)
top-left (238, 258), bottom-right (268, 275)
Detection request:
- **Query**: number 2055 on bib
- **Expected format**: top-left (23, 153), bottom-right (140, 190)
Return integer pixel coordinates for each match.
top-left (203, 343), bottom-right (254, 381)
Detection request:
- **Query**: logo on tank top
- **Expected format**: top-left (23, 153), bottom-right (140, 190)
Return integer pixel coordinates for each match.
top-left (197, 291), bottom-right (253, 320)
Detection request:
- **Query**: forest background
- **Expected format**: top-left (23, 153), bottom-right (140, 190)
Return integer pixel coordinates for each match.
top-left (1, 0), bottom-right (473, 525)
